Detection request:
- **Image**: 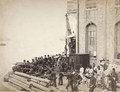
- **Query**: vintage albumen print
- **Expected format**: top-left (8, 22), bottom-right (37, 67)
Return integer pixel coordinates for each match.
top-left (0, 0), bottom-right (120, 91)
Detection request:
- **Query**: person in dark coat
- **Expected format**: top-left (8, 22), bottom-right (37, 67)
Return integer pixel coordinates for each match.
top-left (66, 72), bottom-right (74, 91)
top-left (110, 68), bottom-right (118, 91)
top-left (58, 72), bottom-right (64, 85)
top-left (108, 75), bottom-right (117, 91)
top-left (73, 70), bottom-right (82, 91)
top-left (111, 68), bottom-right (118, 82)
top-left (48, 71), bottom-right (57, 88)
top-left (89, 73), bottom-right (96, 92)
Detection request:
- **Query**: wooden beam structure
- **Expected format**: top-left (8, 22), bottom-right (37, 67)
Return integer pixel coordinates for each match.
top-left (14, 72), bottom-right (50, 83)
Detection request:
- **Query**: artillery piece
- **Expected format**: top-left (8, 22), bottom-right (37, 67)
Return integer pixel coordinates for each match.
top-left (12, 61), bottom-right (53, 77)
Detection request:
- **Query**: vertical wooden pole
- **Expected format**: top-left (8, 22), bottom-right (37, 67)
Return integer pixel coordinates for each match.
top-left (76, 0), bottom-right (79, 53)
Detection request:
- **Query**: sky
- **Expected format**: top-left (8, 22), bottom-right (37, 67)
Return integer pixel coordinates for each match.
top-left (0, 0), bottom-right (68, 72)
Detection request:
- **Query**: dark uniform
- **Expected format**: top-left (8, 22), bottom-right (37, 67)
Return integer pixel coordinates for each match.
top-left (109, 76), bottom-right (117, 91)
top-left (66, 72), bottom-right (74, 91)
top-left (73, 72), bottom-right (82, 91)
top-left (110, 69), bottom-right (118, 91)
top-left (48, 72), bottom-right (57, 87)
top-left (58, 72), bottom-right (64, 85)
top-left (89, 75), bottom-right (96, 92)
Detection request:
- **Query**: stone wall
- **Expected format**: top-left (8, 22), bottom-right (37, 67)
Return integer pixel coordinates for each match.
top-left (78, 0), bottom-right (120, 66)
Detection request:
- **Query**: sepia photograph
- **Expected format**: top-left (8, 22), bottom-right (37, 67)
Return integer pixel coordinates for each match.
top-left (0, 0), bottom-right (120, 91)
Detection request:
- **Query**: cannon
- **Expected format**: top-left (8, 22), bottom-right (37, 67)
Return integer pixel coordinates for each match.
top-left (12, 61), bottom-right (53, 77)
top-left (12, 62), bottom-right (25, 72)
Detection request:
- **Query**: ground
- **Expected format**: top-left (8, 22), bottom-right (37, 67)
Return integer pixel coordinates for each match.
top-left (1, 72), bottom-right (120, 91)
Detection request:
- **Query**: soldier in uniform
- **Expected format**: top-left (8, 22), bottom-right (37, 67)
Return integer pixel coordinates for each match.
top-left (66, 71), bottom-right (74, 91)
top-left (73, 70), bottom-right (82, 91)
top-left (43, 55), bottom-right (48, 65)
top-left (48, 71), bottom-right (57, 88)
top-left (26, 60), bottom-right (30, 73)
top-left (89, 73), bottom-right (96, 92)
top-left (58, 72), bottom-right (64, 85)
top-left (110, 68), bottom-right (118, 91)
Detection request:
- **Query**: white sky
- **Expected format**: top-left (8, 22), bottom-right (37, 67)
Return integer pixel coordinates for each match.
top-left (0, 0), bottom-right (68, 71)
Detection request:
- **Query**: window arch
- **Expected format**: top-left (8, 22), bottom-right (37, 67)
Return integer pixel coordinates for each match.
top-left (86, 0), bottom-right (96, 9)
top-left (86, 23), bottom-right (97, 57)
top-left (115, 22), bottom-right (120, 59)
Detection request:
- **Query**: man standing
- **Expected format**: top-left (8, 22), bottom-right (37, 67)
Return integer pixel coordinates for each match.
top-left (66, 71), bottom-right (74, 91)
top-left (48, 71), bottom-right (57, 88)
top-left (73, 70), bottom-right (82, 91)
top-left (58, 72), bottom-right (64, 85)
top-left (110, 68), bottom-right (118, 91)
top-left (89, 73), bottom-right (96, 92)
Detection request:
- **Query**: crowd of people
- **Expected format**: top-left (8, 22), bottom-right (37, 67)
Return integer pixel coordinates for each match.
top-left (12, 55), bottom-right (120, 92)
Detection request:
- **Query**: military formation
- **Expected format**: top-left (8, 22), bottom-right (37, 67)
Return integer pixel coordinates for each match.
top-left (12, 55), bottom-right (120, 92)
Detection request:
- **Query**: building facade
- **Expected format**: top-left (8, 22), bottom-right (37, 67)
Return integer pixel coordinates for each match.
top-left (67, 0), bottom-right (120, 66)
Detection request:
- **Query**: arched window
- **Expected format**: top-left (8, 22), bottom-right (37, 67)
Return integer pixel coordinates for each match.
top-left (86, 23), bottom-right (97, 57)
top-left (86, 0), bottom-right (96, 9)
top-left (115, 22), bottom-right (120, 59)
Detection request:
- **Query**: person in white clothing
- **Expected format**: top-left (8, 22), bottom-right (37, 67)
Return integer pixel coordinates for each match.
top-left (102, 64), bottom-right (111, 90)
top-left (96, 66), bottom-right (102, 87)
top-left (79, 64), bottom-right (84, 83)
top-left (79, 65), bottom-right (84, 76)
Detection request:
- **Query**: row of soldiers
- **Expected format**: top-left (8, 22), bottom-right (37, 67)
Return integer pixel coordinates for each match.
top-left (13, 54), bottom-right (71, 75)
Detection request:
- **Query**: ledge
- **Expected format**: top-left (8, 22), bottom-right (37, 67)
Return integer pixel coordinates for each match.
top-left (85, 8), bottom-right (97, 11)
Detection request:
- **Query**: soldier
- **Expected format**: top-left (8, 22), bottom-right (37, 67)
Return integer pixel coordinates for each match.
top-left (73, 70), bottom-right (82, 91)
top-left (22, 60), bottom-right (27, 73)
top-left (58, 72), bottom-right (64, 85)
top-left (48, 71), bottom-right (57, 88)
top-left (43, 55), bottom-right (48, 65)
top-left (26, 60), bottom-right (30, 73)
top-left (47, 55), bottom-right (52, 63)
top-left (23, 60), bottom-right (26, 65)
top-left (89, 73), bottom-right (96, 92)
top-left (35, 57), bottom-right (38, 61)
top-left (96, 66), bottom-right (102, 87)
top-left (66, 71), bottom-right (74, 91)
top-left (110, 68), bottom-right (118, 91)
